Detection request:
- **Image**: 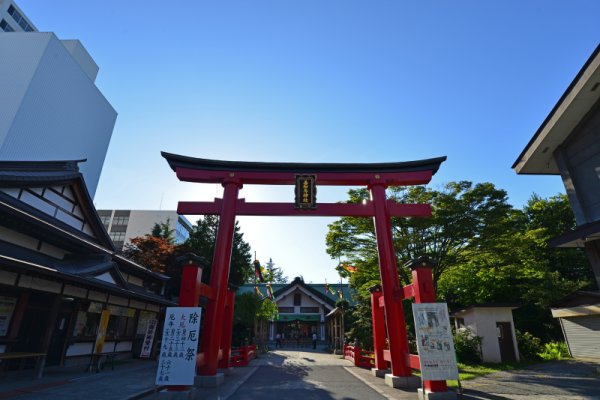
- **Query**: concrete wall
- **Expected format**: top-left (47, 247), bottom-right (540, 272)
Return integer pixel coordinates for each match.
top-left (456, 307), bottom-right (519, 363)
top-left (474, 308), bottom-right (518, 363)
top-left (0, 33), bottom-right (117, 198)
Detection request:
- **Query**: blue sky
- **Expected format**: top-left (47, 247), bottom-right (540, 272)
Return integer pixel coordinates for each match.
top-left (19, 1), bottom-right (600, 283)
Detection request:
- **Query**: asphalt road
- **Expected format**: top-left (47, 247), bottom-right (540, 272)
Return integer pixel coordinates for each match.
top-left (228, 364), bottom-right (387, 400)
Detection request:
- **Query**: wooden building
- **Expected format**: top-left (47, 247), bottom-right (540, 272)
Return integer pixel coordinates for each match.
top-left (0, 160), bottom-right (174, 368)
top-left (238, 277), bottom-right (352, 348)
top-left (513, 44), bottom-right (600, 359)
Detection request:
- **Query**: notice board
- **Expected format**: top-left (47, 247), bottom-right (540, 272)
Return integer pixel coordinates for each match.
top-left (155, 307), bottom-right (202, 385)
top-left (412, 303), bottom-right (459, 381)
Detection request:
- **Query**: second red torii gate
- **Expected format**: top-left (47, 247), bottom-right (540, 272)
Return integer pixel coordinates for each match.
top-left (162, 152), bottom-right (446, 387)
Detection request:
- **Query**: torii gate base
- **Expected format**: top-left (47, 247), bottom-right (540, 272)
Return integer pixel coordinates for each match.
top-left (163, 152), bottom-right (453, 398)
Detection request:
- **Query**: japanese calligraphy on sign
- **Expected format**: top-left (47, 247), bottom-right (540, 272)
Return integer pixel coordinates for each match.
top-left (140, 319), bottom-right (158, 358)
top-left (155, 307), bottom-right (202, 385)
top-left (295, 175), bottom-right (316, 209)
top-left (412, 303), bottom-right (459, 381)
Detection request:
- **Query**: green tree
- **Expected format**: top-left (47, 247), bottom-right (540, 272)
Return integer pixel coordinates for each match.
top-left (184, 215), bottom-right (254, 287)
top-left (437, 193), bottom-right (594, 340)
top-left (263, 258), bottom-right (288, 283)
top-left (151, 219), bottom-right (175, 243)
top-left (326, 181), bottom-right (513, 289)
top-left (232, 292), bottom-right (279, 346)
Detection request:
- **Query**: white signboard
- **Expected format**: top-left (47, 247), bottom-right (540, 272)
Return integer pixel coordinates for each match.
top-left (140, 319), bottom-right (158, 358)
top-left (412, 303), bottom-right (459, 381)
top-left (155, 307), bottom-right (202, 385)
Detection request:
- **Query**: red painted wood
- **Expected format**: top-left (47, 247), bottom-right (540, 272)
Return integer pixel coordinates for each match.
top-left (198, 283), bottom-right (214, 300)
top-left (378, 295), bottom-right (385, 309)
top-left (402, 284), bottom-right (415, 299)
top-left (176, 167), bottom-right (433, 186)
top-left (370, 183), bottom-right (411, 377)
top-left (408, 354), bottom-right (421, 369)
top-left (371, 291), bottom-right (387, 370)
top-left (199, 182), bottom-right (241, 376)
top-left (178, 199), bottom-right (431, 218)
top-left (383, 349), bottom-right (391, 362)
top-left (218, 290), bottom-right (235, 369)
top-left (178, 265), bottom-right (202, 307)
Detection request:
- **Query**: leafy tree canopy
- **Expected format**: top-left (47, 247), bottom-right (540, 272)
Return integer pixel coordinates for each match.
top-left (124, 215), bottom-right (255, 299)
top-left (327, 183), bottom-right (595, 343)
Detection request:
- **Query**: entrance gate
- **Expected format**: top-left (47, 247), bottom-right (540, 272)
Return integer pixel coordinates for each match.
top-left (163, 152), bottom-right (448, 394)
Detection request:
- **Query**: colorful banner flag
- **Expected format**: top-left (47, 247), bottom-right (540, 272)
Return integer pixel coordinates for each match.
top-left (337, 290), bottom-right (344, 300)
top-left (340, 263), bottom-right (357, 273)
top-left (266, 283), bottom-right (274, 300)
top-left (255, 286), bottom-right (265, 298)
top-left (325, 282), bottom-right (336, 295)
top-left (253, 260), bottom-right (264, 282)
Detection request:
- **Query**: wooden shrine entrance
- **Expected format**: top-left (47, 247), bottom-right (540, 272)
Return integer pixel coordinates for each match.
top-left (162, 152), bottom-right (449, 395)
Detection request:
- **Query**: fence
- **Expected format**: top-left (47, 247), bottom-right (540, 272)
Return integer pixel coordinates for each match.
top-left (229, 345), bottom-right (257, 367)
top-left (343, 344), bottom-right (376, 369)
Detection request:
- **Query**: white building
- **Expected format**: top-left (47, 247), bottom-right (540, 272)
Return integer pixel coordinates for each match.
top-left (453, 305), bottom-right (520, 363)
top-left (97, 210), bottom-right (193, 250)
top-left (0, 0), bottom-right (117, 198)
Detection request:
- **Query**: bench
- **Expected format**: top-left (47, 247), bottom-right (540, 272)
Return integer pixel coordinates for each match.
top-left (0, 352), bottom-right (47, 379)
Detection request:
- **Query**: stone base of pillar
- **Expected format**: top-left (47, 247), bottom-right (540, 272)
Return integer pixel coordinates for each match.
top-left (384, 374), bottom-right (421, 388)
top-left (370, 368), bottom-right (390, 378)
top-left (194, 372), bottom-right (224, 387)
top-left (417, 388), bottom-right (457, 400)
top-left (156, 388), bottom-right (196, 400)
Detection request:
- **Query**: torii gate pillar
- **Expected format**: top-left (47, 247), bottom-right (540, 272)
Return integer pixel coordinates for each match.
top-left (198, 180), bottom-right (241, 376)
top-left (370, 183), bottom-right (412, 379)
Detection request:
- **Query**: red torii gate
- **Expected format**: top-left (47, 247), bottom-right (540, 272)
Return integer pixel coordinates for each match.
top-left (162, 152), bottom-right (448, 393)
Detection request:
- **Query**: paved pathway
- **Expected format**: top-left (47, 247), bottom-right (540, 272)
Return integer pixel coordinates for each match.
top-left (228, 349), bottom-right (415, 400)
top-left (1, 351), bottom-right (598, 399)
top-left (459, 359), bottom-right (600, 400)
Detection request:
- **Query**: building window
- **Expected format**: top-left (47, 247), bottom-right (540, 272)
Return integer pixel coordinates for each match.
top-left (0, 19), bottom-right (14, 32)
top-left (100, 215), bottom-right (111, 227)
top-left (300, 307), bottom-right (319, 313)
top-left (109, 231), bottom-right (126, 242)
top-left (293, 293), bottom-right (301, 306)
top-left (278, 307), bottom-right (294, 314)
top-left (7, 5), bottom-right (33, 31)
top-left (112, 216), bottom-right (129, 226)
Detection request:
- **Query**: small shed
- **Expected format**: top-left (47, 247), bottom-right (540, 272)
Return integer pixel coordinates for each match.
top-left (452, 304), bottom-right (519, 363)
top-left (551, 291), bottom-right (600, 360)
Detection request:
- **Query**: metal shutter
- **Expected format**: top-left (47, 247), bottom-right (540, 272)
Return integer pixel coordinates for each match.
top-left (561, 316), bottom-right (600, 359)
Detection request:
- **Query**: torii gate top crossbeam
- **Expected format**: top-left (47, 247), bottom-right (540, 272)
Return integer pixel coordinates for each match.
top-left (162, 152), bottom-right (446, 186)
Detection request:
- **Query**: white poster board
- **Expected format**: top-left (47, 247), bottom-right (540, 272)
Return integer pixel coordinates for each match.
top-left (155, 307), bottom-right (202, 385)
top-left (412, 303), bottom-right (459, 381)
top-left (140, 319), bottom-right (158, 358)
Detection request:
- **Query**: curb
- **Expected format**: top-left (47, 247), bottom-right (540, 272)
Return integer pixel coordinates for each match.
top-left (126, 385), bottom-right (166, 400)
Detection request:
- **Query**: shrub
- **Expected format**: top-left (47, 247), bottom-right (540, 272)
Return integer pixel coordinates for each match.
top-left (516, 331), bottom-right (542, 361)
top-left (453, 329), bottom-right (482, 363)
top-left (538, 341), bottom-right (570, 360)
